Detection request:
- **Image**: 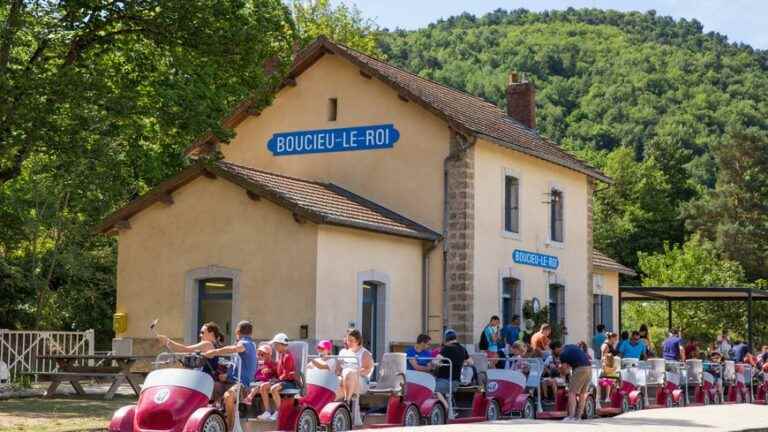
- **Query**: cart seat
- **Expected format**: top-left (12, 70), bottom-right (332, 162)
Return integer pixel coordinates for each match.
top-left (367, 353), bottom-right (405, 395)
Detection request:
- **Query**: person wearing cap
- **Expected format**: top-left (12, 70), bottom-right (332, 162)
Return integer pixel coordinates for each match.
top-left (243, 344), bottom-right (277, 407)
top-left (203, 320), bottom-right (257, 430)
top-left (259, 333), bottom-right (297, 421)
top-left (309, 340), bottom-right (338, 372)
top-left (434, 329), bottom-right (471, 418)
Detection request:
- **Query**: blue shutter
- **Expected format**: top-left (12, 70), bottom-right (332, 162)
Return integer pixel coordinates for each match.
top-left (602, 295), bottom-right (613, 331)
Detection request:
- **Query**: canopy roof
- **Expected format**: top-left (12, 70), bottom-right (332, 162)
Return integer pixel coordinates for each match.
top-left (620, 286), bottom-right (768, 302)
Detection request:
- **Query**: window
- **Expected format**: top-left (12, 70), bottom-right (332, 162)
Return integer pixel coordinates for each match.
top-left (549, 283), bottom-right (565, 325)
top-left (550, 188), bottom-right (564, 243)
top-left (501, 277), bottom-right (521, 325)
top-left (593, 274), bottom-right (605, 293)
top-left (504, 175), bottom-right (519, 234)
top-left (593, 294), bottom-right (613, 331)
top-left (328, 98), bottom-right (338, 121)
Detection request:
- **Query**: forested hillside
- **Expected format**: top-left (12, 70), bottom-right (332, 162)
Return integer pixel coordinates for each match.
top-left (379, 8), bottom-right (768, 282)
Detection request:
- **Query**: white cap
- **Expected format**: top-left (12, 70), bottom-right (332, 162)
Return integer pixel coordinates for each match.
top-left (269, 333), bottom-right (289, 345)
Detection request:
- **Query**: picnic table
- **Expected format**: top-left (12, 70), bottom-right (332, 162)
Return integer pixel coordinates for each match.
top-left (37, 354), bottom-right (150, 400)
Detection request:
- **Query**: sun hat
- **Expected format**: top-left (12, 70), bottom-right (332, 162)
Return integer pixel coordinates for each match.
top-left (270, 333), bottom-right (289, 345)
top-left (316, 340), bottom-right (333, 352)
top-left (257, 344), bottom-right (273, 356)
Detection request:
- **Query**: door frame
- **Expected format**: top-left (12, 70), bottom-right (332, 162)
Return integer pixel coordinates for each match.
top-left (356, 270), bottom-right (390, 361)
top-left (185, 265), bottom-right (241, 343)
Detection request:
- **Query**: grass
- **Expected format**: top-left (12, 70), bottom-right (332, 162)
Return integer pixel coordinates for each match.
top-left (0, 395), bottom-right (135, 432)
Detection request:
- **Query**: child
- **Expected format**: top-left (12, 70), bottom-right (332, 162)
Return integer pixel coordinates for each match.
top-left (309, 340), bottom-right (338, 372)
top-left (243, 344), bottom-right (276, 406)
top-left (257, 333), bottom-right (297, 421)
top-left (706, 351), bottom-right (724, 396)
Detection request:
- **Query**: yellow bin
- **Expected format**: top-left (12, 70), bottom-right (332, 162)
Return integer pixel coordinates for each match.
top-left (113, 313), bottom-right (127, 334)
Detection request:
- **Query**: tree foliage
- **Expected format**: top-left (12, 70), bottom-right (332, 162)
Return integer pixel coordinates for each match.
top-left (291, 0), bottom-right (381, 56)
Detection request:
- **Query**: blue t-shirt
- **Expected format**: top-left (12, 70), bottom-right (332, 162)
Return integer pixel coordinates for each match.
top-left (405, 347), bottom-right (433, 369)
top-left (592, 333), bottom-right (606, 359)
top-left (621, 340), bottom-right (646, 359)
top-left (483, 326), bottom-right (499, 352)
top-left (227, 336), bottom-right (257, 386)
top-left (502, 325), bottom-right (521, 346)
top-left (662, 336), bottom-right (682, 361)
top-left (733, 343), bottom-right (749, 363)
top-left (559, 344), bottom-right (591, 368)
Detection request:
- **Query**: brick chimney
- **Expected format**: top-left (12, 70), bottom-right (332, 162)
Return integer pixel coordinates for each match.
top-left (506, 72), bottom-right (536, 129)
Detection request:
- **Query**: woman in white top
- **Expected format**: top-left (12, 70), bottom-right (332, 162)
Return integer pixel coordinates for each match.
top-left (338, 329), bottom-right (374, 402)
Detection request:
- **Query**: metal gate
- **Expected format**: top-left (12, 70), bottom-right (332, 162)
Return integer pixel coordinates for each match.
top-left (0, 329), bottom-right (95, 379)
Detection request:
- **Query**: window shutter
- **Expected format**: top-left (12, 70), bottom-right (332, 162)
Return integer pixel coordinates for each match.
top-left (602, 295), bottom-right (613, 331)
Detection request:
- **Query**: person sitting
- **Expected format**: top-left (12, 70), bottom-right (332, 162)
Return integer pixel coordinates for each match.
top-left (508, 341), bottom-right (530, 375)
top-left (531, 324), bottom-right (552, 357)
top-left (706, 351), bottom-right (724, 396)
top-left (600, 332), bottom-right (619, 402)
top-left (620, 331), bottom-right (647, 360)
top-left (308, 340), bottom-right (338, 372)
top-left (203, 321), bottom-right (257, 431)
top-left (406, 334), bottom-right (434, 372)
top-left (157, 321), bottom-right (224, 382)
top-left (339, 329), bottom-right (374, 402)
top-left (541, 341), bottom-right (564, 401)
top-left (243, 344), bottom-right (277, 407)
top-left (434, 329), bottom-right (471, 418)
top-left (257, 333), bottom-right (297, 421)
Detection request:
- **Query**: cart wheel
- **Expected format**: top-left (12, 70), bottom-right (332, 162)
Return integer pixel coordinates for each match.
top-left (329, 406), bottom-right (351, 432)
top-left (620, 395), bottom-right (630, 413)
top-left (200, 412), bottom-right (226, 432)
top-left (583, 395), bottom-right (595, 419)
top-left (297, 408), bottom-right (318, 432)
top-left (428, 403), bottom-right (446, 425)
top-left (403, 404), bottom-right (421, 427)
top-left (485, 399), bottom-right (500, 421)
top-left (665, 394), bottom-right (673, 408)
top-left (523, 398), bottom-right (535, 419)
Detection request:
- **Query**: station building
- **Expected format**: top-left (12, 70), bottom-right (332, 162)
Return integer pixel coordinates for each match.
top-left (100, 37), bottom-right (633, 357)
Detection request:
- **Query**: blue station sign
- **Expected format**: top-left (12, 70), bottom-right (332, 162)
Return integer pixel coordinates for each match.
top-left (267, 124), bottom-right (400, 157)
top-left (513, 249), bottom-right (559, 270)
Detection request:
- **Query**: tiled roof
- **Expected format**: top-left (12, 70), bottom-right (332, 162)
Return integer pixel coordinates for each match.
top-left (186, 37), bottom-right (609, 183)
top-left (286, 37), bottom-right (609, 182)
top-left (97, 161), bottom-right (440, 241)
top-left (593, 250), bottom-right (637, 276)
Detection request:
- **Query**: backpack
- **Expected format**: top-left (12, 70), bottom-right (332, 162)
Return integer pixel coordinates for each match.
top-left (478, 327), bottom-right (489, 351)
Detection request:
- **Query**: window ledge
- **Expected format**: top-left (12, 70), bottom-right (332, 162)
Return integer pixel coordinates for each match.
top-left (501, 231), bottom-right (521, 241)
top-left (545, 240), bottom-right (565, 249)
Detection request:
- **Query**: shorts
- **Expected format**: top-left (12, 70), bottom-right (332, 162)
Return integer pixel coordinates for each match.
top-left (214, 382), bottom-right (246, 401)
top-left (273, 380), bottom-right (298, 391)
top-left (435, 378), bottom-right (459, 395)
top-left (569, 366), bottom-right (591, 395)
top-left (342, 368), bottom-right (370, 394)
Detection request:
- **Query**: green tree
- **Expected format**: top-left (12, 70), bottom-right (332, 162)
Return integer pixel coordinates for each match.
top-left (622, 234), bottom-right (762, 349)
top-left (685, 128), bottom-right (768, 280)
top-left (291, 0), bottom-right (381, 55)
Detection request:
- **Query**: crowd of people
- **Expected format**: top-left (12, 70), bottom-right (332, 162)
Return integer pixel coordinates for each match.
top-left (155, 317), bottom-right (768, 429)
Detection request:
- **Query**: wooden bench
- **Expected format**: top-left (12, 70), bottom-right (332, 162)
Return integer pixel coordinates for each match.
top-left (36, 354), bottom-right (147, 400)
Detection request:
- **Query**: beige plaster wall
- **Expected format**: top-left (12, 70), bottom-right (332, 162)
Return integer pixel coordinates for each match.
top-left (116, 176), bottom-right (318, 343)
top-left (473, 139), bottom-right (591, 343)
top-left (315, 225), bottom-right (424, 351)
top-left (218, 53), bottom-right (450, 337)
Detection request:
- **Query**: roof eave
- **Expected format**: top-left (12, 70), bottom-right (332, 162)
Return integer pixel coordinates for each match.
top-left (594, 264), bottom-right (637, 277)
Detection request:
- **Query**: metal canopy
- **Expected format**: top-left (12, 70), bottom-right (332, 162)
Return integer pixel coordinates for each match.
top-left (619, 286), bottom-right (768, 350)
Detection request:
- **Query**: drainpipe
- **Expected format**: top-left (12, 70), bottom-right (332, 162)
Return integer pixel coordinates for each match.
top-left (422, 240), bottom-right (440, 334)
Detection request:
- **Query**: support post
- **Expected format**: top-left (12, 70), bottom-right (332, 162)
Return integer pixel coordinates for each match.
top-left (618, 286), bottom-right (623, 333)
top-left (667, 300), bottom-right (672, 331)
top-left (748, 289), bottom-right (754, 350)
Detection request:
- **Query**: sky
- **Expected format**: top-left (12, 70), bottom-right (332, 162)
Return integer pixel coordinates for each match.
top-left (335, 0), bottom-right (768, 50)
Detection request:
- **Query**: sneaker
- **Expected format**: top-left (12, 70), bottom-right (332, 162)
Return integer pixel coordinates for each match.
top-left (561, 416), bottom-right (575, 422)
top-left (257, 412), bottom-right (272, 421)
top-left (270, 411), bottom-right (279, 421)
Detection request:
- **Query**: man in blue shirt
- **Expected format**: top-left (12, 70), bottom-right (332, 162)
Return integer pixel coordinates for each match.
top-left (620, 331), bottom-right (646, 360)
top-left (558, 344), bottom-right (592, 421)
top-left (502, 315), bottom-right (521, 349)
top-left (732, 340), bottom-right (749, 363)
top-left (661, 329), bottom-right (685, 361)
top-left (592, 324), bottom-right (606, 360)
top-left (204, 320), bottom-right (257, 430)
top-left (406, 334), bottom-right (434, 371)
